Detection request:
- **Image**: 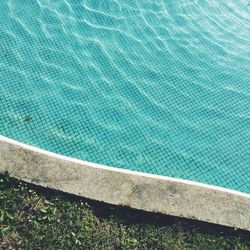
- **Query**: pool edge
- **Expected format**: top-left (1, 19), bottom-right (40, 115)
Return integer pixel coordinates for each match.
top-left (0, 135), bottom-right (250, 231)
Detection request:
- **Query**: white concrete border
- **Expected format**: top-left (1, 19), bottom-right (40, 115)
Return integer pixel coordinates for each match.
top-left (0, 135), bottom-right (250, 231)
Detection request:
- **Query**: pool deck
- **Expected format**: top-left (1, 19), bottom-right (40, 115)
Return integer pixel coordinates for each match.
top-left (0, 135), bottom-right (250, 231)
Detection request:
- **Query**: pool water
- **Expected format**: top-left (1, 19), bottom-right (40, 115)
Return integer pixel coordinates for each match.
top-left (0, 1), bottom-right (250, 193)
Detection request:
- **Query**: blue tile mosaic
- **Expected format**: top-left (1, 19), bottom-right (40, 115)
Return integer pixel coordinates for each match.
top-left (0, 1), bottom-right (250, 193)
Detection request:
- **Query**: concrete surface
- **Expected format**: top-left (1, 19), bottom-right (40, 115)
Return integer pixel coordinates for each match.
top-left (0, 135), bottom-right (250, 231)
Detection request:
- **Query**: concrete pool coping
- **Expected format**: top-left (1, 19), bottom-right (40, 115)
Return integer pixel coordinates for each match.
top-left (0, 135), bottom-right (250, 231)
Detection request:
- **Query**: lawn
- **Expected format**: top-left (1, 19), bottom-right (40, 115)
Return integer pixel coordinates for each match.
top-left (0, 172), bottom-right (249, 249)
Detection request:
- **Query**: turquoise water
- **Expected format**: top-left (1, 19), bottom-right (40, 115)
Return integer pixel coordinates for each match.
top-left (0, 1), bottom-right (250, 193)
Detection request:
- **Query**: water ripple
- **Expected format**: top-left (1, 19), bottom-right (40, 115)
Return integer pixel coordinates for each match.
top-left (0, 0), bottom-right (250, 194)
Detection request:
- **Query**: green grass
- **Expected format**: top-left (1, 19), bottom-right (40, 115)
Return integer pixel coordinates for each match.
top-left (0, 173), bottom-right (249, 249)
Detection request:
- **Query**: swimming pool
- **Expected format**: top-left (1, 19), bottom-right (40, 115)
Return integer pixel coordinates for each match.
top-left (0, 0), bottom-right (250, 229)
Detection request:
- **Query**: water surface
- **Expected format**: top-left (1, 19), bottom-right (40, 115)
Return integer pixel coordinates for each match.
top-left (0, 0), bottom-right (250, 193)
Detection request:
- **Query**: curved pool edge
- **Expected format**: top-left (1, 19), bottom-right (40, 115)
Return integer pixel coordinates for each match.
top-left (0, 135), bottom-right (250, 231)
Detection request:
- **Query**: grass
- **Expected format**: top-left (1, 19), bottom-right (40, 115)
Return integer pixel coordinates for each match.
top-left (0, 172), bottom-right (250, 249)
